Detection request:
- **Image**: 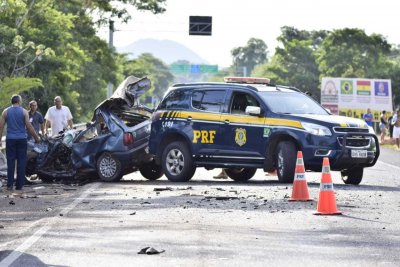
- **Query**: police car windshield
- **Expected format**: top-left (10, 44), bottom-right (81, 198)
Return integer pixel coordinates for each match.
top-left (259, 91), bottom-right (329, 115)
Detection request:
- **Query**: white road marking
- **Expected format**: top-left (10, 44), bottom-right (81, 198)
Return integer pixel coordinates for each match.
top-left (0, 182), bottom-right (101, 267)
top-left (377, 160), bottom-right (400, 171)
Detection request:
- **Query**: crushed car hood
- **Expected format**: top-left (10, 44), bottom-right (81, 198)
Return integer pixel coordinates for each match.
top-left (94, 76), bottom-right (151, 115)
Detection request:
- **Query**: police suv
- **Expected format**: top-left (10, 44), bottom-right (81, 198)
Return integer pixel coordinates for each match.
top-left (149, 77), bottom-right (379, 185)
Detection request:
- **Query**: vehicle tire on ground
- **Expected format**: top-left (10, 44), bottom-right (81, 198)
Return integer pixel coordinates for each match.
top-left (341, 167), bottom-right (363, 185)
top-left (161, 141), bottom-right (195, 182)
top-left (139, 160), bottom-right (164, 180)
top-left (96, 152), bottom-right (123, 182)
top-left (276, 141), bottom-right (297, 183)
top-left (225, 168), bottom-right (257, 182)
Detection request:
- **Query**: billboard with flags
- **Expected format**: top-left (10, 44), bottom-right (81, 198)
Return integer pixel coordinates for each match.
top-left (321, 78), bottom-right (393, 121)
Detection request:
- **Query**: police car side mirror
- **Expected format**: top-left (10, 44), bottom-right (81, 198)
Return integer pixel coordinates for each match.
top-left (324, 107), bottom-right (332, 115)
top-left (245, 106), bottom-right (261, 116)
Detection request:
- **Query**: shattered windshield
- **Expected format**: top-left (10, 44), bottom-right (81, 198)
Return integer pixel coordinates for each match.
top-left (259, 91), bottom-right (328, 115)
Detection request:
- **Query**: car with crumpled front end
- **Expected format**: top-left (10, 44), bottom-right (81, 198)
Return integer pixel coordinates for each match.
top-left (26, 76), bottom-right (163, 182)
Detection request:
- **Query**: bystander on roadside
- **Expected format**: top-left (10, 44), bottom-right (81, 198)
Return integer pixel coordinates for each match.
top-left (44, 96), bottom-right (73, 137)
top-left (391, 109), bottom-right (400, 149)
top-left (0, 95), bottom-right (40, 196)
top-left (28, 100), bottom-right (44, 140)
top-left (363, 108), bottom-right (373, 127)
top-left (379, 110), bottom-right (388, 144)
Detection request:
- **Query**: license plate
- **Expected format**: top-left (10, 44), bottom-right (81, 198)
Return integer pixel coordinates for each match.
top-left (351, 149), bottom-right (368, 158)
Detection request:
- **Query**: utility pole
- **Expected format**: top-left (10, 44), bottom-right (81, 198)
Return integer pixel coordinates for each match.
top-left (107, 20), bottom-right (114, 98)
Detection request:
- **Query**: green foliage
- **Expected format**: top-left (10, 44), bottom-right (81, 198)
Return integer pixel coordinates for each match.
top-left (316, 28), bottom-right (391, 78)
top-left (122, 53), bottom-right (174, 104)
top-left (231, 38), bottom-right (268, 76)
top-left (0, 76), bottom-right (42, 109)
top-left (0, 0), bottom-right (167, 121)
top-left (87, 0), bottom-right (167, 26)
top-left (252, 27), bottom-right (325, 99)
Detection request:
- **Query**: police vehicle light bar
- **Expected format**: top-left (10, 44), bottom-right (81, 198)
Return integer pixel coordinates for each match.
top-left (224, 77), bottom-right (271, 84)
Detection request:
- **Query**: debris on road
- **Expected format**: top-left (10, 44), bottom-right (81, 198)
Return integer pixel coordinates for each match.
top-left (138, 247), bottom-right (165, 255)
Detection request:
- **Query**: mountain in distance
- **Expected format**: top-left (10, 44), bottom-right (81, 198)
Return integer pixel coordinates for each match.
top-left (116, 38), bottom-right (208, 65)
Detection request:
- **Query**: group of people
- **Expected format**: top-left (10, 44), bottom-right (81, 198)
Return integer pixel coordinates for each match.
top-left (363, 108), bottom-right (400, 149)
top-left (0, 95), bottom-right (73, 195)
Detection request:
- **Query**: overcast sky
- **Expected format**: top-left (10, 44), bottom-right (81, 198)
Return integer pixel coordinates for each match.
top-left (98, 0), bottom-right (400, 68)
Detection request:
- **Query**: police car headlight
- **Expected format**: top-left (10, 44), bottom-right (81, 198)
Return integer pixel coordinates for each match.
top-left (368, 126), bottom-right (375, 134)
top-left (301, 122), bottom-right (332, 136)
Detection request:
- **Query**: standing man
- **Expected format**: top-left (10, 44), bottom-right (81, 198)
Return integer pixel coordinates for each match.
top-left (28, 100), bottom-right (45, 140)
top-left (363, 108), bottom-right (373, 127)
top-left (0, 95), bottom-right (40, 193)
top-left (44, 96), bottom-right (73, 137)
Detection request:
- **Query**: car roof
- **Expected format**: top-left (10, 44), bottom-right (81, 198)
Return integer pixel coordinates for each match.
top-left (169, 82), bottom-right (301, 93)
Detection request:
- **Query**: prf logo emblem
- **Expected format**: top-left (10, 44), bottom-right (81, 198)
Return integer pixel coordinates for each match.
top-left (235, 128), bottom-right (246, 146)
top-left (193, 130), bottom-right (216, 144)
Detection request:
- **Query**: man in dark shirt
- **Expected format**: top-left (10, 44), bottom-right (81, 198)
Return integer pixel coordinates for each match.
top-left (28, 100), bottom-right (44, 140)
top-left (0, 95), bottom-right (40, 195)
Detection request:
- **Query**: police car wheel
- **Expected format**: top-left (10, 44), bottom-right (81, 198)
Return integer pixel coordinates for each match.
top-left (139, 160), bottom-right (164, 180)
top-left (276, 141), bottom-right (297, 183)
top-left (162, 141), bottom-right (195, 182)
top-left (225, 168), bottom-right (257, 182)
top-left (341, 167), bottom-right (363, 185)
top-left (96, 153), bottom-right (123, 182)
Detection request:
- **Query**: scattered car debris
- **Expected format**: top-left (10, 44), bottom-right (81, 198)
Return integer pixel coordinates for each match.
top-left (153, 187), bottom-right (173, 192)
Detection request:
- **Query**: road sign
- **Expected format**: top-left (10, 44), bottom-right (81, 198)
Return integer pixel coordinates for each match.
top-left (189, 16), bottom-right (212, 36)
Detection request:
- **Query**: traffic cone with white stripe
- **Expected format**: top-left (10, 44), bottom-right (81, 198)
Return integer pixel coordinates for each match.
top-left (314, 157), bottom-right (342, 215)
top-left (289, 151), bottom-right (312, 201)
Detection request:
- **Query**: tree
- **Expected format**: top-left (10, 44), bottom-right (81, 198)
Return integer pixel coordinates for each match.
top-left (231, 38), bottom-right (268, 76)
top-left (316, 28), bottom-right (392, 78)
top-left (0, 0), bottom-right (167, 120)
top-left (252, 27), bottom-right (327, 99)
top-left (122, 53), bottom-right (174, 104)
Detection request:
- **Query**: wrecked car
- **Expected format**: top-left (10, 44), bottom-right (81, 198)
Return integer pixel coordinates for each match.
top-left (26, 76), bottom-right (163, 182)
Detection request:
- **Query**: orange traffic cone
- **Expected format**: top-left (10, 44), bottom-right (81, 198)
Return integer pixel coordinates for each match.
top-left (289, 151), bottom-right (312, 201)
top-left (314, 157), bottom-right (342, 215)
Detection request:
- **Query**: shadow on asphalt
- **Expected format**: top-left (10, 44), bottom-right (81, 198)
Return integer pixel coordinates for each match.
top-left (0, 250), bottom-right (68, 267)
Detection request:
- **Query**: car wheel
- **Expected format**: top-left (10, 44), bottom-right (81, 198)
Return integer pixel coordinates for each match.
top-left (225, 168), bottom-right (257, 182)
top-left (161, 141), bottom-right (195, 182)
top-left (341, 167), bottom-right (363, 185)
top-left (276, 141), bottom-right (297, 183)
top-left (139, 160), bottom-right (164, 180)
top-left (96, 153), bottom-right (123, 182)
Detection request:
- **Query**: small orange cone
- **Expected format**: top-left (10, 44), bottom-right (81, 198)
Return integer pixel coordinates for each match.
top-left (289, 151), bottom-right (312, 201)
top-left (314, 157), bottom-right (342, 215)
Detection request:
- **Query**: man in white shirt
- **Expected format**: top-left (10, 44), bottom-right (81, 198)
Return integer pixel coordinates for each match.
top-left (44, 96), bottom-right (73, 136)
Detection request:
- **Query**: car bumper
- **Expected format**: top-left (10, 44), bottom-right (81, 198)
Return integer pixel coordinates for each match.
top-left (303, 133), bottom-right (380, 171)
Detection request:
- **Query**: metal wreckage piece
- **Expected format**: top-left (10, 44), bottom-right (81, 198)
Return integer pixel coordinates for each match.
top-left (25, 76), bottom-right (157, 182)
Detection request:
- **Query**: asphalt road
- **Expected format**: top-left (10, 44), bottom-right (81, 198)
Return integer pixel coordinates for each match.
top-left (0, 149), bottom-right (399, 267)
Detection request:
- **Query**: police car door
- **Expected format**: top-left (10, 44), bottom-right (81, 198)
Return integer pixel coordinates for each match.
top-left (218, 91), bottom-right (266, 164)
top-left (190, 89), bottom-right (226, 157)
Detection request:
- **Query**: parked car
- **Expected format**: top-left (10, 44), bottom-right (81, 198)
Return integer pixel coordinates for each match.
top-left (148, 77), bottom-right (379, 185)
top-left (27, 76), bottom-right (163, 182)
